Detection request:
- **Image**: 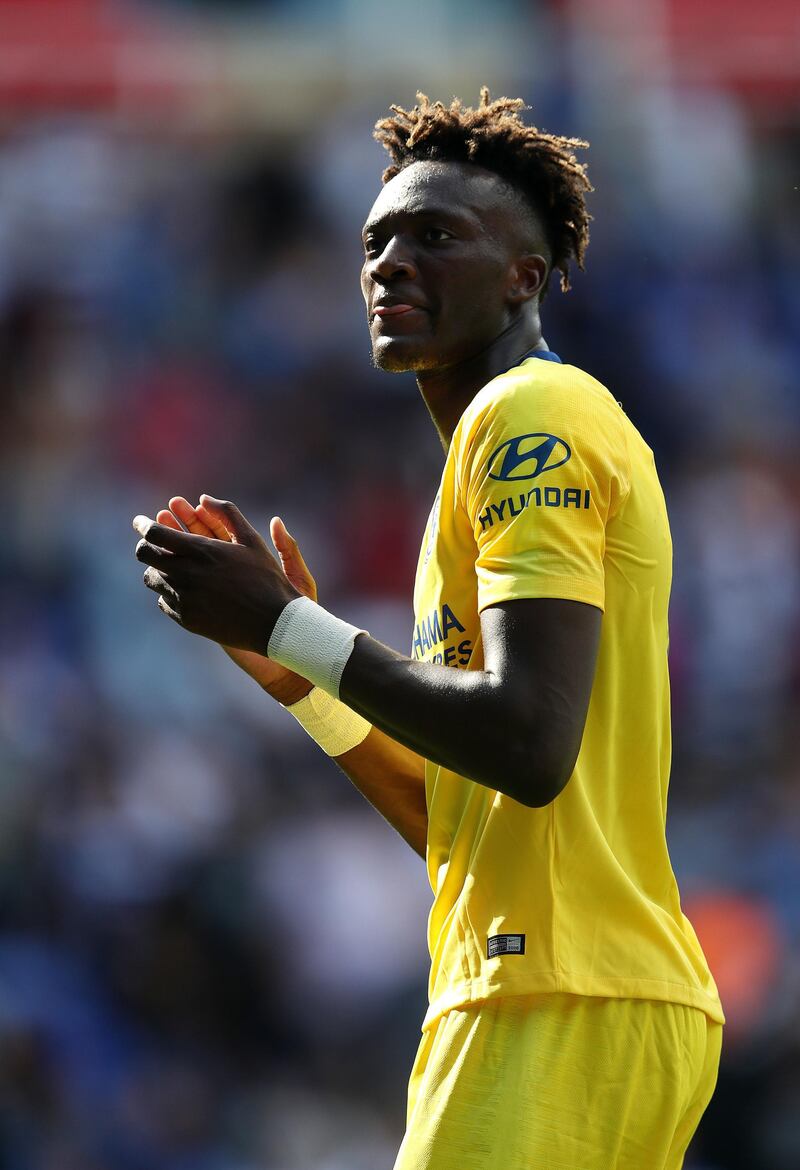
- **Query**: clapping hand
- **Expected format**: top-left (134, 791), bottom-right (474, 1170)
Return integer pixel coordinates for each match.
top-left (134, 495), bottom-right (318, 704)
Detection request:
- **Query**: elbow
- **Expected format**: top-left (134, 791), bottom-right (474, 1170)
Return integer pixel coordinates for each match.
top-left (513, 770), bottom-right (572, 808)
top-left (517, 775), bottom-right (570, 808)
top-left (461, 709), bottom-right (581, 807)
top-left (501, 738), bottom-right (576, 809)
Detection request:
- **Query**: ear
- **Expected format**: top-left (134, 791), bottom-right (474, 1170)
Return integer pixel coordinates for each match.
top-left (507, 254), bottom-right (549, 304)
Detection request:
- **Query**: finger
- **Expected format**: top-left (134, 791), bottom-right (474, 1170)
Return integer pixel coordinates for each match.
top-left (156, 509), bottom-right (183, 532)
top-left (156, 507), bottom-right (215, 542)
top-left (271, 515), bottom-right (313, 580)
top-left (270, 516), bottom-right (317, 599)
top-left (193, 502), bottom-right (233, 542)
top-left (270, 516), bottom-right (294, 557)
top-left (169, 497), bottom-right (197, 526)
top-left (132, 515), bottom-right (195, 553)
top-left (157, 595), bottom-right (182, 623)
top-left (143, 566), bottom-right (180, 607)
top-left (135, 538), bottom-right (176, 571)
top-left (166, 497), bottom-right (216, 539)
top-left (198, 496), bottom-right (260, 547)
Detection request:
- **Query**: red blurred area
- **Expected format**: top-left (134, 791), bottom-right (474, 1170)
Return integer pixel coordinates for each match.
top-left (554, 0), bottom-right (800, 109)
top-left (683, 891), bottom-right (785, 1045)
top-left (667, 0), bottom-right (800, 100)
top-left (0, 0), bottom-right (190, 112)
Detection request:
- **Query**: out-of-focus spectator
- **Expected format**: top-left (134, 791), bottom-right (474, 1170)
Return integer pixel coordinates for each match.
top-left (1, 4), bottom-right (798, 1166)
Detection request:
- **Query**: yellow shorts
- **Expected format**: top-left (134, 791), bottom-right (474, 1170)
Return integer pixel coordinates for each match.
top-left (392, 993), bottom-right (722, 1170)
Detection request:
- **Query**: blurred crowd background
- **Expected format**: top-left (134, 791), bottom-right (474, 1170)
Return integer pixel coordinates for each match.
top-left (1, 0), bottom-right (799, 1167)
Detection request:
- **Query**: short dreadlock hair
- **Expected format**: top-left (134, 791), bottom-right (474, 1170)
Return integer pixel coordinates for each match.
top-left (373, 87), bottom-right (592, 295)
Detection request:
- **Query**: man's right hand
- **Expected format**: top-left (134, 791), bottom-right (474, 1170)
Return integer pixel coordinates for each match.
top-left (155, 496), bottom-right (315, 706)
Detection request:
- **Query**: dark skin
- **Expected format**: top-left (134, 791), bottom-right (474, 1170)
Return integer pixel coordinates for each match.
top-left (362, 162), bottom-right (551, 445)
top-left (134, 160), bottom-right (601, 840)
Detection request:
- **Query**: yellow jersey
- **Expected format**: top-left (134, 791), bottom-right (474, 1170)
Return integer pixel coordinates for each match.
top-left (412, 350), bottom-right (724, 1031)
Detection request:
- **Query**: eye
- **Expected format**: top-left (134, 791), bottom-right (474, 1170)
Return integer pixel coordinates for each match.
top-left (424, 227), bottom-right (454, 244)
top-left (363, 235), bottom-right (381, 257)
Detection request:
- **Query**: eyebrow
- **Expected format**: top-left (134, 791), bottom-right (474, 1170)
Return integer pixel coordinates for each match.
top-left (361, 205), bottom-right (477, 240)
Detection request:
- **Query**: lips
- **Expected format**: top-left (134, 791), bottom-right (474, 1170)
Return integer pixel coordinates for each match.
top-left (372, 302), bottom-right (426, 318)
top-left (373, 303), bottom-right (416, 317)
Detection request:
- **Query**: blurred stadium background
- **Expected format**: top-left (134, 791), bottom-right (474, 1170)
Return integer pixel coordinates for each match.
top-left (0, 0), bottom-right (798, 1167)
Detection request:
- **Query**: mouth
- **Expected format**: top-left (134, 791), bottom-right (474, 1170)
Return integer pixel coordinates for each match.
top-left (370, 305), bottom-right (429, 339)
top-left (372, 303), bottom-right (425, 319)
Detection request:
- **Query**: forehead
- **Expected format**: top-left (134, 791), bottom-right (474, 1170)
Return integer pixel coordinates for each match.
top-left (363, 160), bottom-right (518, 231)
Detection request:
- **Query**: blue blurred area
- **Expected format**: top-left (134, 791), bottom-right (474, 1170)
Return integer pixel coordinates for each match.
top-left (1, 1), bottom-right (799, 1167)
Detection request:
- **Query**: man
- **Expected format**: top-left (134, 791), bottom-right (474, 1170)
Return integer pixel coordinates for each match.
top-left (134, 90), bottom-right (723, 1168)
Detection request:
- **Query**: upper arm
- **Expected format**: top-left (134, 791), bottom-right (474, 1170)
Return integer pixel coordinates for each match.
top-left (458, 372), bottom-right (625, 803)
top-left (480, 598), bottom-right (601, 804)
top-left (459, 376), bottom-right (630, 618)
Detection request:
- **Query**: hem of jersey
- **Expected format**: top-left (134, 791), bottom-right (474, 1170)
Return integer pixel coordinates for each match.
top-left (477, 578), bottom-right (606, 614)
top-left (421, 972), bottom-right (726, 1032)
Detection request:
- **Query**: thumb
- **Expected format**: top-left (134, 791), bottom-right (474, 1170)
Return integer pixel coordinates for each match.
top-left (270, 516), bottom-right (317, 601)
top-left (198, 495), bottom-right (261, 547)
top-left (270, 516), bottom-right (295, 558)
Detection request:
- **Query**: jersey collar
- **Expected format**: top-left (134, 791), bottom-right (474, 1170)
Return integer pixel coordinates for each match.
top-left (520, 347), bottom-right (562, 363)
top-left (501, 347), bottom-right (562, 375)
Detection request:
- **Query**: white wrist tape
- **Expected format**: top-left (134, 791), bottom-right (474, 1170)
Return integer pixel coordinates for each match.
top-left (267, 595), bottom-right (367, 697)
top-left (286, 687), bottom-right (371, 757)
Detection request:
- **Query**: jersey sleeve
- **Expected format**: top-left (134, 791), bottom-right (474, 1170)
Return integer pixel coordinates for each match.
top-left (457, 371), bottom-right (631, 613)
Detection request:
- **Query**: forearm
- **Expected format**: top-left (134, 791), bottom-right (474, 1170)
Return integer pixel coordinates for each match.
top-left (132, 509), bottom-right (590, 813)
top-left (218, 652), bottom-right (428, 856)
top-left (339, 635), bottom-right (561, 806)
top-left (266, 667), bottom-right (429, 856)
top-left (335, 727), bottom-right (428, 858)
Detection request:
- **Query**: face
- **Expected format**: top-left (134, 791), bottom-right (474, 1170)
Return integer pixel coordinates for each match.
top-left (361, 161), bottom-right (544, 373)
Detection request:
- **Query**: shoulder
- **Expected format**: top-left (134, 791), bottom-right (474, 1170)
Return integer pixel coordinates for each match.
top-left (455, 359), bottom-right (631, 470)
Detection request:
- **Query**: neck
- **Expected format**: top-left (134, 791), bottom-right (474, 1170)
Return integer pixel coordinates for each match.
top-left (416, 318), bottom-right (547, 450)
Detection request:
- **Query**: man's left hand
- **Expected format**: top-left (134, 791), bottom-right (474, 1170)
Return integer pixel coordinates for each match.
top-left (133, 495), bottom-right (299, 652)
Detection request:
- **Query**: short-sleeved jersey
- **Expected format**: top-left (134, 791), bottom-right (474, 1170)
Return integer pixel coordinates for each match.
top-left (413, 351), bottom-right (724, 1031)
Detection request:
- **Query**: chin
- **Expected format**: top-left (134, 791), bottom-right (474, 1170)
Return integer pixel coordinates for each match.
top-left (371, 337), bottom-right (440, 374)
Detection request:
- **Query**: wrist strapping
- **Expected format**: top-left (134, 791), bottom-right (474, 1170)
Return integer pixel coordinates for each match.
top-left (286, 687), bottom-right (371, 757)
top-left (267, 595), bottom-right (367, 698)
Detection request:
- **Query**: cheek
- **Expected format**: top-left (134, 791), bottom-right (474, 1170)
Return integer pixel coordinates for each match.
top-left (440, 273), bottom-right (507, 333)
top-left (360, 268), bottom-right (371, 305)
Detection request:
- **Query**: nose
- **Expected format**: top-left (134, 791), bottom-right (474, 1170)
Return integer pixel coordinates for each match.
top-left (366, 235), bottom-right (418, 284)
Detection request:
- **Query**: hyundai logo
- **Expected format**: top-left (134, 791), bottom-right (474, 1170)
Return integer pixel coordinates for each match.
top-left (487, 433), bottom-right (572, 481)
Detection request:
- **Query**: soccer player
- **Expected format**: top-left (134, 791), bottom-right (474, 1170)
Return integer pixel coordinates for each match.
top-left (134, 90), bottom-right (724, 1168)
